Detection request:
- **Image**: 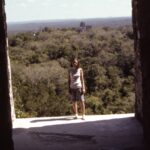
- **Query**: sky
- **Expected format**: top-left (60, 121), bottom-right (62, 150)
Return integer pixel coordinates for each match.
top-left (5, 0), bottom-right (132, 22)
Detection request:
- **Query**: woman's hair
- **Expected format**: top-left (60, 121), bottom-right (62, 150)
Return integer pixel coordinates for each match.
top-left (70, 57), bottom-right (80, 68)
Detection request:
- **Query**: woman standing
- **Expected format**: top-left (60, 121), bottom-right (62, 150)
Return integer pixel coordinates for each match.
top-left (68, 57), bottom-right (86, 120)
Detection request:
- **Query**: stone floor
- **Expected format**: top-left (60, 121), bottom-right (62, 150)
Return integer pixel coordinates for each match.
top-left (13, 114), bottom-right (145, 150)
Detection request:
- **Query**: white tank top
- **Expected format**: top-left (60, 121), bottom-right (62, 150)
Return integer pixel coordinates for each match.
top-left (70, 68), bottom-right (82, 89)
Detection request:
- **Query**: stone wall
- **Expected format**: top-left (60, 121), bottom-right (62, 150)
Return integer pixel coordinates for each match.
top-left (0, 0), bottom-right (14, 149)
top-left (132, 0), bottom-right (143, 122)
top-left (132, 0), bottom-right (150, 146)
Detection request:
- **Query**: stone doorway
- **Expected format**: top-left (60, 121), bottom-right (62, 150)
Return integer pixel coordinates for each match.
top-left (1, 0), bottom-right (150, 149)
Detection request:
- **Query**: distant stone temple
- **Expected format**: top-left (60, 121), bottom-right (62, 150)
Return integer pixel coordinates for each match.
top-left (79, 21), bottom-right (92, 32)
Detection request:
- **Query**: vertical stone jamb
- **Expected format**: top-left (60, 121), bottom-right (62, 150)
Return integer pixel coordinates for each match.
top-left (0, 0), bottom-right (14, 149)
top-left (133, 0), bottom-right (150, 146)
top-left (7, 37), bottom-right (16, 121)
top-left (132, 0), bottom-right (143, 121)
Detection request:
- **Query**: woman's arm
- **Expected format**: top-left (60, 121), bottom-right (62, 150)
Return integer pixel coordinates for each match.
top-left (80, 68), bottom-right (86, 93)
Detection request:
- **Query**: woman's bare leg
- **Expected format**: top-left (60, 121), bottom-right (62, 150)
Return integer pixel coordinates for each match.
top-left (73, 101), bottom-right (78, 118)
top-left (80, 101), bottom-right (85, 119)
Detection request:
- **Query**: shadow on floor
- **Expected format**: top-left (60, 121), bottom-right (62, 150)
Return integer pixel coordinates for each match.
top-left (30, 116), bottom-right (75, 123)
top-left (13, 116), bottom-right (146, 150)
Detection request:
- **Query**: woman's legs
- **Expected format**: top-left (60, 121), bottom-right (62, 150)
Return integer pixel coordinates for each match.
top-left (72, 101), bottom-right (85, 119)
top-left (80, 101), bottom-right (85, 119)
top-left (73, 101), bottom-right (78, 118)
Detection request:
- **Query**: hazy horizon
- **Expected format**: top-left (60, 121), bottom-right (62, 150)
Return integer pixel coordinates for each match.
top-left (7, 16), bottom-right (131, 24)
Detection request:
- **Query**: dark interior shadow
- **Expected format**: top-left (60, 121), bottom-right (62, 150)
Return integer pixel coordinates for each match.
top-left (13, 116), bottom-right (146, 150)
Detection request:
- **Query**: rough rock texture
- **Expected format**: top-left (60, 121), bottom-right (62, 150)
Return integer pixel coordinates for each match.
top-left (132, 0), bottom-right (150, 146)
top-left (0, 0), bottom-right (14, 149)
top-left (132, 0), bottom-right (143, 122)
top-left (7, 38), bottom-right (16, 121)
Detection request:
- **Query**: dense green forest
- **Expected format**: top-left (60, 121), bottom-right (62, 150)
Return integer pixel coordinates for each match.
top-left (8, 25), bottom-right (135, 118)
